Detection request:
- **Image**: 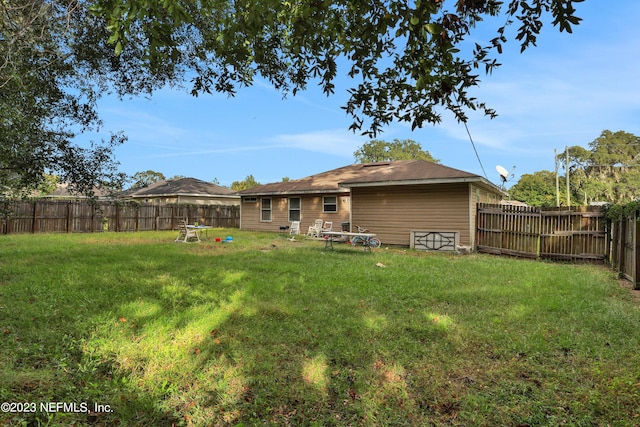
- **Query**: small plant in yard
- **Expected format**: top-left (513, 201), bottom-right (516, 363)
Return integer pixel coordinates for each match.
top-left (1, 230), bottom-right (639, 426)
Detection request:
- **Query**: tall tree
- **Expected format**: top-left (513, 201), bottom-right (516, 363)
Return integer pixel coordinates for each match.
top-left (508, 170), bottom-right (563, 207)
top-left (87, 0), bottom-right (584, 136)
top-left (130, 170), bottom-right (166, 188)
top-left (0, 0), bottom-right (127, 198)
top-left (2, 0), bottom-right (584, 195)
top-left (354, 139), bottom-right (439, 163)
top-left (512, 130), bottom-right (640, 206)
top-left (566, 130), bottom-right (640, 204)
top-left (231, 175), bottom-right (261, 191)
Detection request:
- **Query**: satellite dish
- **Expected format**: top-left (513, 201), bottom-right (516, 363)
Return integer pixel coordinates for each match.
top-left (495, 165), bottom-right (516, 189)
top-left (496, 165), bottom-right (509, 182)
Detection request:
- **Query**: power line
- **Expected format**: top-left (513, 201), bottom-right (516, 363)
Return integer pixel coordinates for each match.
top-left (462, 120), bottom-right (488, 180)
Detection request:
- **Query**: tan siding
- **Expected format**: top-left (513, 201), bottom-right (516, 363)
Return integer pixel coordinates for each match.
top-left (240, 199), bottom-right (260, 230)
top-left (297, 194), bottom-right (350, 233)
top-left (351, 184), bottom-right (472, 246)
top-left (240, 194), bottom-right (349, 233)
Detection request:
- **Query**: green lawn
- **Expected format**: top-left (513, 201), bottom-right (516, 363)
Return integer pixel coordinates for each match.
top-left (1, 230), bottom-right (639, 426)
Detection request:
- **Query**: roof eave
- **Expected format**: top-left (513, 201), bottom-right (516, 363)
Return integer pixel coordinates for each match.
top-left (130, 193), bottom-right (240, 198)
top-left (240, 188), bottom-right (349, 197)
top-left (340, 177), bottom-right (506, 195)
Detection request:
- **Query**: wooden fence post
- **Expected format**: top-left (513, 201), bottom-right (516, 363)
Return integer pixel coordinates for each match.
top-left (618, 216), bottom-right (627, 279)
top-left (631, 210), bottom-right (640, 290)
top-left (6, 202), bottom-right (12, 234)
top-left (1, 202), bottom-right (5, 235)
top-left (67, 202), bottom-right (73, 233)
top-left (115, 204), bottom-right (120, 232)
top-left (32, 201), bottom-right (38, 233)
top-left (610, 220), bottom-right (618, 271)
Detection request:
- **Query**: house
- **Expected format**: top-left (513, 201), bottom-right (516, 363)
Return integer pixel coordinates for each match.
top-left (239, 160), bottom-right (505, 249)
top-left (126, 178), bottom-right (240, 206)
top-left (238, 167), bottom-right (352, 234)
top-left (338, 160), bottom-right (505, 248)
top-left (40, 183), bottom-right (114, 200)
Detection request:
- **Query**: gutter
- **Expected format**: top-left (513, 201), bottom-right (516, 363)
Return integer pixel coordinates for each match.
top-left (239, 188), bottom-right (349, 197)
top-left (339, 177), bottom-right (506, 196)
top-left (130, 193), bottom-right (240, 199)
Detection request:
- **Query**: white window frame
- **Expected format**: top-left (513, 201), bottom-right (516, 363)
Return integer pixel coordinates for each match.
top-left (260, 198), bottom-right (272, 222)
top-left (289, 197), bottom-right (301, 222)
top-left (323, 196), bottom-right (338, 213)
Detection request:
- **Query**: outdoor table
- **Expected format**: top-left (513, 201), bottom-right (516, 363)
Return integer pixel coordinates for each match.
top-left (186, 225), bottom-right (213, 240)
top-left (320, 231), bottom-right (377, 252)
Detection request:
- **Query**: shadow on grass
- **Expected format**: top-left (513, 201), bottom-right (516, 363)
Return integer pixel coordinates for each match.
top-left (88, 246), bottom-right (466, 426)
top-left (2, 233), bottom-right (639, 426)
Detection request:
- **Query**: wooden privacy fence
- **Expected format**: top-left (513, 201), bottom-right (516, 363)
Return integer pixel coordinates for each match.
top-left (1, 200), bottom-right (240, 234)
top-left (610, 211), bottom-right (640, 289)
top-left (476, 204), bottom-right (609, 262)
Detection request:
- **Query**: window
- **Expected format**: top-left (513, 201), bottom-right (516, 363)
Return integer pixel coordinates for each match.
top-left (243, 197), bottom-right (257, 203)
top-left (323, 196), bottom-right (337, 213)
top-left (289, 197), bottom-right (301, 221)
top-left (260, 198), bottom-right (272, 221)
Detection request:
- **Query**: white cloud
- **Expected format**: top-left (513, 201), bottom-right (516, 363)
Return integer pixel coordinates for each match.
top-left (267, 129), bottom-right (364, 158)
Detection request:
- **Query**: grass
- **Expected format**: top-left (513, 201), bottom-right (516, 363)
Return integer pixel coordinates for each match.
top-left (1, 230), bottom-right (639, 426)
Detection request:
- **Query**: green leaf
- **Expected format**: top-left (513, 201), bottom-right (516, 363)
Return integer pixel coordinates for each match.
top-left (107, 33), bottom-right (119, 44)
top-left (424, 23), bottom-right (442, 34)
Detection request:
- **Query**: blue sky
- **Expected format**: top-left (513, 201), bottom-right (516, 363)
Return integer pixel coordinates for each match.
top-left (84, 1), bottom-right (640, 189)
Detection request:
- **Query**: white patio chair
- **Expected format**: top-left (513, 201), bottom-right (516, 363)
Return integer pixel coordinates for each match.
top-left (306, 219), bottom-right (324, 238)
top-left (289, 221), bottom-right (300, 235)
top-left (175, 220), bottom-right (200, 242)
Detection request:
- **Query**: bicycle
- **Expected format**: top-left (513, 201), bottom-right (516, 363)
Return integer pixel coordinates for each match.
top-left (350, 225), bottom-right (382, 249)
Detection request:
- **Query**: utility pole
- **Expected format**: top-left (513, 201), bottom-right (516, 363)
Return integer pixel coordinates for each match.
top-left (565, 146), bottom-right (570, 207)
top-left (555, 148), bottom-right (560, 207)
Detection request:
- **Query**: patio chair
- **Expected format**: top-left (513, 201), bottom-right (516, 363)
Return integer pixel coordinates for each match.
top-left (290, 221), bottom-right (300, 235)
top-left (175, 220), bottom-right (200, 243)
top-left (306, 219), bottom-right (324, 238)
top-left (322, 221), bottom-right (333, 232)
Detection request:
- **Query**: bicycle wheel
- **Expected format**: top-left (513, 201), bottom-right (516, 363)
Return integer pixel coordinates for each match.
top-left (368, 237), bottom-right (381, 248)
top-left (350, 236), bottom-right (362, 246)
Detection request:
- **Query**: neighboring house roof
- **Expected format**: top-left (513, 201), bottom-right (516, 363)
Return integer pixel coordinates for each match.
top-left (238, 160), bottom-right (505, 196)
top-left (42, 183), bottom-right (112, 199)
top-left (500, 199), bottom-right (528, 206)
top-left (127, 178), bottom-right (238, 199)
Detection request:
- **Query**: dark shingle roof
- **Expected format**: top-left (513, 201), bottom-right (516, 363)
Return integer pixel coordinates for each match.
top-left (47, 183), bottom-right (112, 198)
top-left (129, 178), bottom-right (237, 197)
top-left (238, 160), bottom-right (503, 195)
top-left (338, 160), bottom-right (479, 186)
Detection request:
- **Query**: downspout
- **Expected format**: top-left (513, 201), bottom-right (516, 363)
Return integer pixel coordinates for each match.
top-left (469, 183), bottom-right (474, 249)
top-left (348, 191), bottom-right (353, 232)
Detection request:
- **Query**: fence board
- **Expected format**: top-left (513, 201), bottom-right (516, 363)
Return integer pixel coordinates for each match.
top-left (610, 211), bottom-right (640, 289)
top-left (1, 201), bottom-right (239, 234)
top-left (476, 204), bottom-right (608, 263)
